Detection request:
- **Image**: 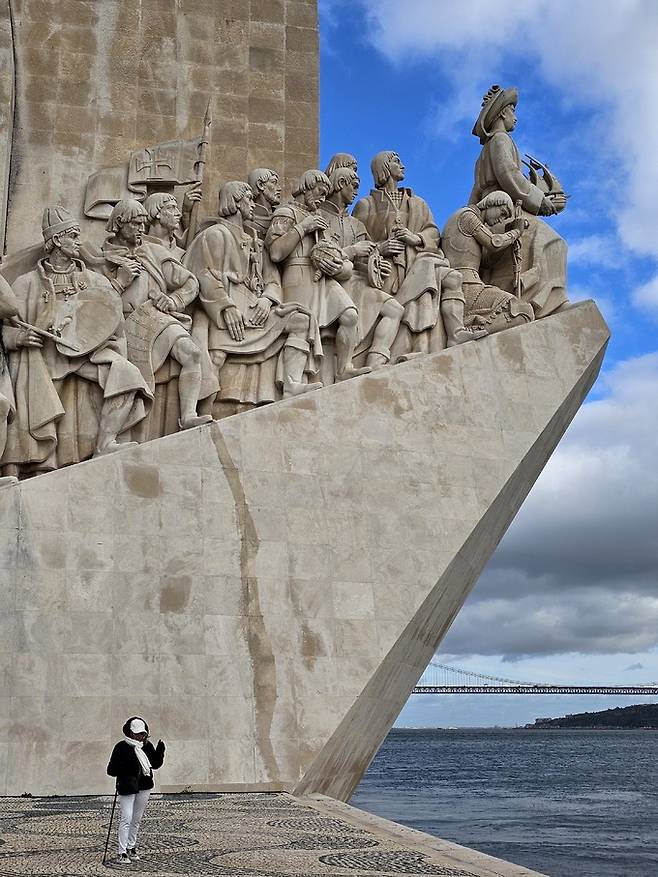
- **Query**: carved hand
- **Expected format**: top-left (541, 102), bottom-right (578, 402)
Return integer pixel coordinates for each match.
top-left (538, 195), bottom-right (557, 217)
top-left (299, 214), bottom-right (328, 235)
top-left (379, 258), bottom-right (392, 278)
top-left (117, 261), bottom-right (141, 288)
top-left (316, 255), bottom-right (344, 277)
top-left (183, 182), bottom-right (202, 210)
top-left (351, 241), bottom-right (376, 259)
top-left (224, 305), bottom-right (246, 341)
top-left (250, 296), bottom-right (272, 327)
top-left (379, 238), bottom-right (405, 257)
top-left (16, 328), bottom-right (43, 348)
top-left (392, 226), bottom-right (422, 246)
top-left (153, 293), bottom-right (176, 313)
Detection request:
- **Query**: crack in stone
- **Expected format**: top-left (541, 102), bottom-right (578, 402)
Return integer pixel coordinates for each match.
top-left (209, 427), bottom-right (280, 782)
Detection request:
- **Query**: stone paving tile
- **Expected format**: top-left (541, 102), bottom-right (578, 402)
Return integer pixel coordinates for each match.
top-left (0, 793), bottom-right (480, 876)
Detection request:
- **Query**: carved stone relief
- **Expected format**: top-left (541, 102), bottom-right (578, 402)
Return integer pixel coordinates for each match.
top-left (0, 85), bottom-right (573, 479)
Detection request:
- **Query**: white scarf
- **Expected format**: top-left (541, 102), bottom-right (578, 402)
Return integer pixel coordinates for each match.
top-left (123, 736), bottom-right (152, 777)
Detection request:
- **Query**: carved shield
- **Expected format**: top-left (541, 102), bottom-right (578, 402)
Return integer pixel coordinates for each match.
top-left (52, 279), bottom-right (123, 357)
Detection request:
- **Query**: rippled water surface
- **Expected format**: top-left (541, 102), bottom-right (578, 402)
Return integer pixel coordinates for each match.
top-left (351, 728), bottom-right (658, 877)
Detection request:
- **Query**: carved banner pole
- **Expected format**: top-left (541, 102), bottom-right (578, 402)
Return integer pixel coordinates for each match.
top-left (186, 98), bottom-right (212, 244)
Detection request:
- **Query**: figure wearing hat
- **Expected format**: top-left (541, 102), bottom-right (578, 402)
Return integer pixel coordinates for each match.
top-left (469, 86), bottom-right (569, 318)
top-left (107, 717), bottom-right (166, 865)
top-left (470, 85), bottom-right (556, 217)
top-left (0, 207), bottom-right (153, 476)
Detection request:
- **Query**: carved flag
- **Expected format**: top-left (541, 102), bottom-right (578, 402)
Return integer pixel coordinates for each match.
top-left (84, 137), bottom-right (202, 220)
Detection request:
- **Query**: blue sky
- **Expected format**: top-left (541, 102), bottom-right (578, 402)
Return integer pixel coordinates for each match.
top-left (319, 0), bottom-right (658, 727)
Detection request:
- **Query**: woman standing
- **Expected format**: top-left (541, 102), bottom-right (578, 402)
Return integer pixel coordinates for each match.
top-left (106, 717), bottom-right (166, 865)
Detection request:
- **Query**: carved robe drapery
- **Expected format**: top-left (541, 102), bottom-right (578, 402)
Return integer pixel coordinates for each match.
top-left (0, 275), bottom-right (18, 429)
top-left (102, 238), bottom-right (216, 439)
top-left (469, 131), bottom-right (567, 318)
top-left (319, 199), bottom-right (397, 356)
top-left (266, 202), bottom-right (355, 332)
top-left (184, 218), bottom-right (321, 408)
top-left (353, 188), bottom-right (461, 357)
top-left (1, 260), bottom-right (151, 473)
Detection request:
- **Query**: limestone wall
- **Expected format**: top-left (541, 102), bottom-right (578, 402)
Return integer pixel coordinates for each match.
top-left (0, 303), bottom-right (609, 796)
top-left (3, 0), bottom-right (319, 253)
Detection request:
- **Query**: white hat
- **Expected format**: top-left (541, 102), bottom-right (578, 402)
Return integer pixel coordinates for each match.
top-left (129, 718), bottom-right (147, 734)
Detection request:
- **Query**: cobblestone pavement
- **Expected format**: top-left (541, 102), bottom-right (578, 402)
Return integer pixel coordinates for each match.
top-left (0, 793), bottom-right (489, 877)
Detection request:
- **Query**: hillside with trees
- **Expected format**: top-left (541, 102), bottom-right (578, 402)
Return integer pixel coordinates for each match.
top-left (527, 703), bottom-right (658, 729)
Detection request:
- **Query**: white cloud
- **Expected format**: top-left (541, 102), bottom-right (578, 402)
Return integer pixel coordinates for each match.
top-left (632, 274), bottom-right (658, 317)
top-left (568, 235), bottom-right (621, 269)
top-left (357, 0), bottom-right (658, 260)
top-left (440, 351), bottom-right (658, 659)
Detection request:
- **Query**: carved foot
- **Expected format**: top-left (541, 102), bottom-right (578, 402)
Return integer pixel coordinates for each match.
top-left (283, 381), bottom-right (323, 398)
top-left (447, 327), bottom-right (487, 347)
top-left (365, 353), bottom-right (389, 370)
top-left (179, 414), bottom-right (213, 430)
top-left (395, 352), bottom-right (425, 364)
top-left (335, 365), bottom-right (372, 382)
top-left (0, 475), bottom-right (18, 488)
top-left (94, 441), bottom-right (139, 457)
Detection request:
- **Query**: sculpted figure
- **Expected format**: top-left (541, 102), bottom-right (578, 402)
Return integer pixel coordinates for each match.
top-left (184, 181), bottom-right (322, 411)
top-left (0, 275), bottom-right (19, 485)
top-left (320, 167), bottom-right (404, 369)
top-left (246, 168), bottom-right (282, 241)
top-left (324, 153), bottom-right (357, 178)
top-left (442, 192), bottom-right (534, 334)
top-left (470, 85), bottom-right (568, 317)
top-left (266, 170), bottom-right (370, 382)
top-left (102, 199), bottom-right (213, 436)
top-left (354, 151), bottom-right (480, 354)
top-left (1, 207), bottom-right (152, 475)
top-left (143, 192), bottom-right (187, 259)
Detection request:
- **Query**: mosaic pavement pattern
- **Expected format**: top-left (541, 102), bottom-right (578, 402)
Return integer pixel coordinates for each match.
top-left (0, 793), bottom-right (485, 877)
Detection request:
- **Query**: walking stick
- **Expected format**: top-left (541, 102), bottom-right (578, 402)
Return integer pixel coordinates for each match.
top-left (102, 789), bottom-right (118, 865)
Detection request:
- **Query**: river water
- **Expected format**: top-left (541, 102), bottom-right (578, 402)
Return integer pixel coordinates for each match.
top-left (351, 728), bottom-right (658, 877)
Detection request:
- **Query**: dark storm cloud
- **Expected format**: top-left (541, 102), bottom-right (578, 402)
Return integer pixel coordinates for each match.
top-left (441, 354), bottom-right (658, 660)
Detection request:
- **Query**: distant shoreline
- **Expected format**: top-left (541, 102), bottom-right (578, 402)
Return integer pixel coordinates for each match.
top-left (393, 702), bottom-right (658, 731)
top-left (392, 725), bottom-right (658, 731)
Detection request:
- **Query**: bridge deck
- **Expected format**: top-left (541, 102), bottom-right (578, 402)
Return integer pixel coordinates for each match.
top-left (413, 686), bottom-right (658, 695)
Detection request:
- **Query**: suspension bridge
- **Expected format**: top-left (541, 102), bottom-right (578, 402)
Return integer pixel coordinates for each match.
top-left (413, 662), bottom-right (658, 695)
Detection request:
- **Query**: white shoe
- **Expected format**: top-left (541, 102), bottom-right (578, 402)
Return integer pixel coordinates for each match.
top-left (116, 852), bottom-right (131, 864)
top-left (127, 848), bottom-right (140, 861)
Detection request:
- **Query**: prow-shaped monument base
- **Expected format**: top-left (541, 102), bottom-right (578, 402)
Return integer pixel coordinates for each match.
top-left (1, 301), bottom-right (608, 796)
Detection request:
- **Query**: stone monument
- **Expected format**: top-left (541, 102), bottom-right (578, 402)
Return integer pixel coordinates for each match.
top-left (0, 0), bottom-right (608, 805)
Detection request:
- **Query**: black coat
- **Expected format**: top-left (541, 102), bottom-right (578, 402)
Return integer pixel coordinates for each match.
top-left (107, 740), bottom-right (165, 794)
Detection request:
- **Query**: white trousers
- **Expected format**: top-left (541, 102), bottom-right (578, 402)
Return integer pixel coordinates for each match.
top-left (117, 790), bottom-right (151, 853)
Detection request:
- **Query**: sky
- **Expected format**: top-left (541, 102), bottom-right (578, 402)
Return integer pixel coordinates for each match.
top-left (319, 0), bottom-right (658, 727)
